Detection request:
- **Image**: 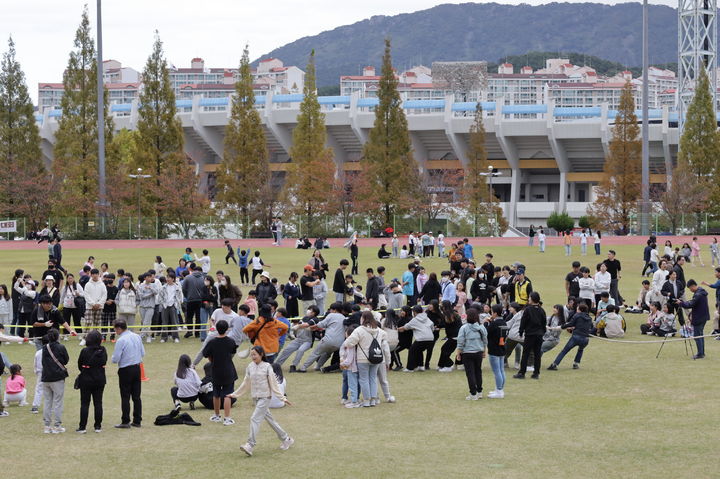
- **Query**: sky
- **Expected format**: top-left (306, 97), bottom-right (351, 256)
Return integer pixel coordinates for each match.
top-left (2, 0), bottom-right (678, 104)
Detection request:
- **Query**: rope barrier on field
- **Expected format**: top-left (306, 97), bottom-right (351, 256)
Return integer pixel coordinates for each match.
top-left (589, 333), bottom-right (720, 344)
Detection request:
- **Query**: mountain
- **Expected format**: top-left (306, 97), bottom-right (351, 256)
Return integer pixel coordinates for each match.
top-left (255, 2), bottom-right (679, 87)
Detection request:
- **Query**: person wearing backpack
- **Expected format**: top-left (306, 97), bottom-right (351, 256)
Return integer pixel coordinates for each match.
top-left (342, 311), bottom-right (390, 407)
top-left (41, 329), bottom-right (70, 433)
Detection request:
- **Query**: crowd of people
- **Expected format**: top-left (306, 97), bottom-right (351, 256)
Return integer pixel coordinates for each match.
top-left (0, 232), bottom-right (717, 455)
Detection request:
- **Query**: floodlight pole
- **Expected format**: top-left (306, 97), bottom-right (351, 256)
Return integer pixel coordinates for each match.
top-left (96, 0), bottom-right (107, 212)
top-left (640, 0), bottom-right (650, 236)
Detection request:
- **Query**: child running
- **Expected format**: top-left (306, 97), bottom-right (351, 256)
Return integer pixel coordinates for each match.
top-left (228, 345), bottom-right (293, 457)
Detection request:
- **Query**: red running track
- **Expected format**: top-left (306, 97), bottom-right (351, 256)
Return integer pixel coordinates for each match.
top-left (0, 235), bottom-right (714, 251)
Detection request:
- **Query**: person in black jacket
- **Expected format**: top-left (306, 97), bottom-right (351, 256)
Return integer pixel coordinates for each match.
top-left (514, 292), bottom-right (547, 379)
top-left (547, 303), bottom-right (593, 370)
top-left (661, 269), bottom-right (685, 325)
top-left (350, 239), bottom-right (359, 275)
top-left (41, 329), bottom-right (69, 433)
top-left (437, 300), bottom-right (462, 371)
top-left (365, 269), bottom-right (380, 310)
top-left (332, 260), bottom-right (350, 303)
top-left (255, 272), bottom-right (277, 308)
top-left (392, 306), bottom-right (413, 370)
top-left (484, 304), bottom-right (508, 398)
top-left (76, 330), bottom-right (107, 433)
top-left (419, 273), bottom-right (441, 305)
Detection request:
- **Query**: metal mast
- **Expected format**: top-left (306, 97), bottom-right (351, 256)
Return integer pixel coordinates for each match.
top-left (678, 0), bottom-right (717, 131)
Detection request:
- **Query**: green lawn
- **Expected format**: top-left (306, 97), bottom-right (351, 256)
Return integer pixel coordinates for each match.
top-left (0, 243), bottom-right (719, 478)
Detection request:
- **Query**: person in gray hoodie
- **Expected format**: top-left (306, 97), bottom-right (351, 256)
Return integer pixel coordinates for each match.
top-left (398, 305), bottom-right (436, 371)
top-left (182, 266), bottom-right (206, 339)
top-left (455, 308), bottom-right (488, 400)
top-left (275, 305), bottom-right (319, 371)
top-left (297, 303), bottom-right (346, 372)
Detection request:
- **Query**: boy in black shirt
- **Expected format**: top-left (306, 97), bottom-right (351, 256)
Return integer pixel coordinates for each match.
top-left (103, 274), bottom-right (118, 341)
top-left (565, 261), bottom-right (581, 301)
top-left (202, 320), bottom-right (238, 425)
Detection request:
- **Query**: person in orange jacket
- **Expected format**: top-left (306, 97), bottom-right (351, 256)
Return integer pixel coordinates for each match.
top-left (242, 306), bottom-right (289, 363)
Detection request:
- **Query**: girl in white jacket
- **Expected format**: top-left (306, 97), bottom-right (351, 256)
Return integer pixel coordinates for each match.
top-left (343, 311), bottom-right (390, 407)
top-left (116, 277), bottom-right (137, 326)
top-left (0, 285), bottom-right (12, 328)
top-left (229, 346), bottom-right (293, 457)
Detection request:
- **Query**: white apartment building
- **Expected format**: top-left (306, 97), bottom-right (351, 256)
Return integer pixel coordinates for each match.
top-left (38, 82), bottom-right (139, 112)
top-left (248, 58), bottom-right (304, 93)
top-left (102, 59), bottom-right (140, 84)
top-left (340, 66), bottom-right (382, 97)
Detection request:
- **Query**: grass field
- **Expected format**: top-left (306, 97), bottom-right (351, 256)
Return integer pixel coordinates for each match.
top-left (1, 242), bottom-right (719, 478)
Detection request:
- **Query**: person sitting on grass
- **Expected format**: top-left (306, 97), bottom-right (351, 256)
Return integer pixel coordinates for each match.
top-left (547, 303), bottom-right (593, 371)
top-left (594, 292), bottom-right (615, 325)
top-left (651, 302), bottom-right (676, 337)
top-left (640, 301), bottom-right (663, 335)
top-left (596, 304), bottom-right (626, 338)
top-left (171, 354), bottom-right (201, 411)
top-left (377, 244), bottom-right (391, 259)
top-left (626, 280), bottom-right (653, 313)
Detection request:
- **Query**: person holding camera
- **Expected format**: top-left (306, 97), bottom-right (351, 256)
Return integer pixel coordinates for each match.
top-left (677, 279), bottom-right (710, 359)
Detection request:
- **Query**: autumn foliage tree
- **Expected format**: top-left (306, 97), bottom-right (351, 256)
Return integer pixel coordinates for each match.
top-left (657, 166), bottom-right (708, 234)
top-left (357, 38), bottom-right (420, 226)
top-left (216, 45), bottom-right (270, 235)
top-left (52, 8), bottom-right (115, 222)
top-left (159, 160), bottom-right (210, 239)
top-left (587, 82), bottom-right (641, 233)
top-left (283, 50), bottom-right (338, 235)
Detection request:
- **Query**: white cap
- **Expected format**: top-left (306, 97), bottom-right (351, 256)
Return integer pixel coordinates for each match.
top-left (44, 275), bottom-right (55, 281)
top-left (261, 271), bottom-right (271, 279)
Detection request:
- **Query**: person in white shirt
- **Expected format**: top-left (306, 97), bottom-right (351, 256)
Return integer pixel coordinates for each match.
top-left (651, 260), bottom-right (669, 292)
top-left (537, 229), bottom-right (546, 253)
top-left (580, 229), bottom-right (589, 256)
top-left (194, 250), bottom-right (212, 275)
top-left (82, 269), bottom-right (107, 344)
top-left (593, 262), bottom-right (612, 305)
top-left (153, 256), bottom-right (168, 278)
top-left (437, 232), bottom-right (446, 258)
top-left (159, 273), bottom-right (183, 343)
top-left (649, 244), bottom-right (660, 275)
top-left (578, 267), bottom-right (596, 307)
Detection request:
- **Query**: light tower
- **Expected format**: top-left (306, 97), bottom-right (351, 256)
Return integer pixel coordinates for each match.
top-left (678, 0), bottom-right (717, 130)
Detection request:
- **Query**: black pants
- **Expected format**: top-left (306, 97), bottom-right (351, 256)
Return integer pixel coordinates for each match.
top-left (438, 338), bottom-right (457, 368)
top-left (79, 384), bottom-right (105, 430)
top-left (170, 387), bottom-right (198, 404)
top-left (63, 307), bottom-right (83, 334)
top-left (641, 261), bottom-right (651, 276)
top-left (407, 340), bottom-right (434, 370)
top-left (185, 301), bottom-right (202, 337)
top-left (251, 269), bottom-right (262, 284)
top-left (424, 331), bottom-right (440, 368)
top-left (118, 364), bottom-right (142, 425)
top-left (225, 253), bottom-right (237, 265)
top-left (240, 267), bottom-right (249, 284)
top-left (520, 335), bottom-right (543, 375)
top-left (461, 352), bottom-right (484, 395)
top-left (351, 257), bottom-right (358, 275)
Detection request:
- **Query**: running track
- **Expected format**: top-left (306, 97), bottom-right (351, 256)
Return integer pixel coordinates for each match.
top-left (0, 235), bottom-right (713, 251)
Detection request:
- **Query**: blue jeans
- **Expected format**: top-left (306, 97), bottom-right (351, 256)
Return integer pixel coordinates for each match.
top-left (694, 321), bottom-right (706, 357)
top-left (528, 237), bottom-right (534, 246)
top-left (488, 355), bottom-right (505, 391)
top-left (199, 305), bottom-right (211, 341)
top-left (552, 335), bottom-right (589, 365)
top-left (649, 261), bottom-right (658, 274)
top-left (342, 369), bottom-right (359, 402)
top-left (594, 243), bottom-right (601, 255)
top-left (564, 245), bottom-right (571, 256)
top-left (357, 362), bottom-right (380, 403)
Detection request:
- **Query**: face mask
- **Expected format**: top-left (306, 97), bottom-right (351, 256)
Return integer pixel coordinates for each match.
top-left (204, 281), bottom-right (210, 286)
top-left (221, 280), bottom-right (227, 286)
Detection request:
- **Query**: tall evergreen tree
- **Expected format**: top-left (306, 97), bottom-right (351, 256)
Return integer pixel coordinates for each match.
top-left (216, 45), bottom-right (269, 235)
top-left (588, 82), bottom-right (641, 232)
top-left (358, 38), bottom-right (420, 226)
top-left (0, 36), bottom-right (48, 229)
top-left (0, 36), bottom-right (41, 170)
top-left (678, 68), bottom-right (720, 220)
top-left (283, 50), bottom-right (338, 235)
top-left (52, 7), bottom-right (115, 220)
top-left (135, 31), bottom-right (186, 236)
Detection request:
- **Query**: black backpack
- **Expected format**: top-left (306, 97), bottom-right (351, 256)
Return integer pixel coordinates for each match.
top-left (359, 331), bottom-right (384, 365)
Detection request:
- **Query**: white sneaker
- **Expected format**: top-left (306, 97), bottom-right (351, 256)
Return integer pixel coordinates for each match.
top-left (18, 401), bottom-right (28, 407)
top-left (345, 402), bottom-right (361, 408)
top-left (146, 337), bottom-right (152, 343)
top-left (340, 398), bottom-right (349, 405)
top-left (240, 443), bottom-right (253, 456)
top-left (417, 366), bottom-right (425, 371)
top-left (43, 425), bottom-right (51, 433)
top-left (401, 368), bottom-right (414, 373)
top-left (387, 396), bottom-right (396, 403)
top-left (174, 338), bottom-right (180, 343)
top-left (51, 426), bottom-right (66, 434)
top-left (527, 366), bottom-right (534, 373)
top-left (160, 339), bottom-right (165, 343)
top-left (514, 362), bottom-right (520, 370)
top-left (209, 415), bottom-right (222, 422)
top-left (488, 390), bottom-right (505, 399)
top-left (1, 401), bottom-right (7, 408)
top-left (63, 335), bottom-right (69, 341)
top-left (456, 364), bottom-right (464, 371)
top-left (79, 339), bottom-right (86, 346)
top-left (465, 394), bottom-right (479, 401)
top-left (280, 437), bottom-right (294, 450)
top-left (223, 417), bottom-right (235, 426)
top-left (0, 410), bottom-right (9, 417)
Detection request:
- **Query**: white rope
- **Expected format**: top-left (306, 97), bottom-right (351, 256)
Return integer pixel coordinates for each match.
top-left (588, 333), bottom-right (719, 344)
